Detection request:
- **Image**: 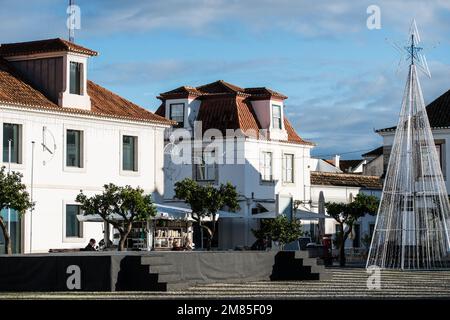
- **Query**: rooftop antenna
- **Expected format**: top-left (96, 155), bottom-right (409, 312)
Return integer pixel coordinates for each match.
top-left (68, 0), bottom-right (75, 43)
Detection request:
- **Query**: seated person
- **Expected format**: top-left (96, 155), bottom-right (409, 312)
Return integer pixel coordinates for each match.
top-left (83, 238), bottom-right (97, 251)
top-left (171, 239), bottom-right (184, 251)
top-left (184, 237), bottom-right (194, 251)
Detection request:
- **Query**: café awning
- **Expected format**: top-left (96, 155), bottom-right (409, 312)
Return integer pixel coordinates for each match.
top-left (77, 204), bottom-right (242, 222)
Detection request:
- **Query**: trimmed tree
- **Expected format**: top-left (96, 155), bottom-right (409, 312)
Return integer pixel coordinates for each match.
top-left (76, 183), bottom-right (157, 251)
top-left (325, 193), bottom-right (379, 267)
top-left (0, 166), bottom-right (33, 255)
top-left (174, 178), bottom-right (240, 250)
top-left (252, 215), bottom-right (303, 249)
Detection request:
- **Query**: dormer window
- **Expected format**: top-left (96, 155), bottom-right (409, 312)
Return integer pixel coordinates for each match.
top-left (70, 61), bottom-right (83, 95)
top-left (170, 103), bottom-right (185, 128)
top-left (272, 104), bottom-right (282, 129)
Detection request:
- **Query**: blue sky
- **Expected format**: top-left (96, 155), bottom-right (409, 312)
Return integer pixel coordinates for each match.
top-left (1, 0), bottom-right (450, 159)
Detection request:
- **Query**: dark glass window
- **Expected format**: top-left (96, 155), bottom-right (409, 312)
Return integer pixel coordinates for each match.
top-left (2, 123), bottom-right (21, 164)
top-left (66, 205), bottom-right (81, 238)
top-left (0, 209), bottom-right (21, 253)
top-left (123, 135), bottom-right (137, 171)
top-left (272, 105), bottom-right (282, 129)
top-left (70, 62), bottom-right (82, 95)
top-left (195, 150), bottom-right (216, 181)
top-left (170, 103), bottom-right (184, 128)
top-left (66, 130), bottom-right (82, 167)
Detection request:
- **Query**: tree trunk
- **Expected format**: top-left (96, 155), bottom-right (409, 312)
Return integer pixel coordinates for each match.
top-left (204, 226), bottom-right (213, 251)
top-left (339, 239), bottom-right (346, 267)
top-left (118, 223), bottom-right (132, 251)
top-left (0, 218), bottom-right (12, 255)
top-left (339, 224), bottom-right (353, 267)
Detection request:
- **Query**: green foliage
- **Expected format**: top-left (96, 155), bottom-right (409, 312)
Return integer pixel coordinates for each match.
top-left (174, 178), bottom-right (240, 249)
top-left (0, 166), bottom-right (33, 213)
top-left (325, 193), bottom-right (379, 266)
top-left (174, 179), bottom-right (240, 219)
top-left (76, 183), bottom-right (156, 251)
top-left (0, 166), bottom-right (33, 254)
top-left (325, 194), bottom-right (378, 225)
top-left (252, 215), bottom-right (303, 247)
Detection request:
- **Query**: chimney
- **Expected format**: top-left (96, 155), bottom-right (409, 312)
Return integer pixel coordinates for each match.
top-left (334, 155), bottom-right (340, 169)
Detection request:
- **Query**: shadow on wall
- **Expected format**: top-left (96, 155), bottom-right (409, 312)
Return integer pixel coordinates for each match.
top-left (270, 251), bottom-right (320, 281)
top-left (114, 256), bottom-right (166, 291)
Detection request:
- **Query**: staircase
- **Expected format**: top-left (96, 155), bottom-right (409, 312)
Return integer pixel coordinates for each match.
top-left (141, 254), bottom-right (185, 290)
top-left (270, 251), bottom-right (332, 281)
top-left (181, 268), bottom-right (450, 299)
top-left (140, 251), bottom-right (331, 291)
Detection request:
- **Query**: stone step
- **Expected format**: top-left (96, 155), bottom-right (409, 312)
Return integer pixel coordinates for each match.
top-left (149, 264), bottom-right (175, 274)
top-left (158, 273), bottom-right (182, 283)
top-left (141, 256), bottom-right (168, 266)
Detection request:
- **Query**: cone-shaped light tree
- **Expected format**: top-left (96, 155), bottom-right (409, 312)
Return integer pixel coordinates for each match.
top-left (367, 23), bottom-right (450, 269)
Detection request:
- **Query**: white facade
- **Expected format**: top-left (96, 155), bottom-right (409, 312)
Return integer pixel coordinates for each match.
top-left (0, 105), bottom-right (167, 253)
top-left (164, 136), bottom-right (313, 249)
top-left (380, 129), bottom-right (449, 191)
top-left (309, 184), bottom-right (380, 249)
top-left (159, 82), bottom-right (314, 249)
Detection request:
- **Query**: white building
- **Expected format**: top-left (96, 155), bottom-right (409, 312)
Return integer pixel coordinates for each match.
top-left (0, 38), bottom-right (172, 253)
top-left (309, 171), bottom-right (382, 249)
top-left (378, 88), bottom-right (450, 191)
top-left (155, 80), bottom-right (314, 249)
top-left (362, 147), bottom-right (384, 177)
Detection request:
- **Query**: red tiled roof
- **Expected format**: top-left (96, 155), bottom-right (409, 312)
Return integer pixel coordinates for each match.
top-left (311, 171), bottom-right (382, 189)
top-left (87, 81), bottom-right (173, 125)
top-left (159, 86), bottom-right (203, 98)
top-left (159, 80), bottom-right (287, 100)
top-left (197, 80), bottom-right (245, 94)
top-left (0, 57), bottom-right (58, 108)
top-left (0, 38), bottom-right (98, 57)
top-left (157, 80), bottom-right (313, 145)
top-left (244, 87), bottom-right (287, 100)
top-left (0, 57), bottom-right (171, 125)
top-left (284, 118), bottom-right (312, 145)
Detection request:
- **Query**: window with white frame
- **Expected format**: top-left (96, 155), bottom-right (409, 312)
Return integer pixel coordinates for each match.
top-left (283, 153), bottom-right (294, 183)
top-left (66, 204), bottom-right (82, 238)
top-left (260, 151), bottom-right (273, 182)
top-left (195, 150), bottom-right (216, 181)
top-left (66, 129), bottom-right (83, 168)
top-left (2, 123), bottom-right (22, 164)
top-left (170, 103), bottom-right (185, 128)
top-left (122, 135), bottom-right (138, 171)
top-left (272, 104), bottom-right (282, 129)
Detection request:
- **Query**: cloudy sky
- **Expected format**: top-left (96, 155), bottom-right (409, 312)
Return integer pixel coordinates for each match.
top-left (1, 0), bottom-right (449, 159)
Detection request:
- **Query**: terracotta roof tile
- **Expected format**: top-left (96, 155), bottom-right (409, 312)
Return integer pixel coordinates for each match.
top-left (159, 86), bottom-right (203, 98)
top-left (197, 80), bottom-right (245, 94)
top-left (0, 38), bottom-right (98, 57)
top-left (157, 80), bottom-right (313, 145)
top-left (311, 171), bottom-right (382, 189)
top-left (284, 118), bottom-right (314, 145)
top-left (0, 57), bottom-right (58, 108)
top-left (0, 57), bottom-right (171, 125)
top-left (87, 81), bottom-right (173, 125)
top-left (244, 87), bottom-right (287, 100)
